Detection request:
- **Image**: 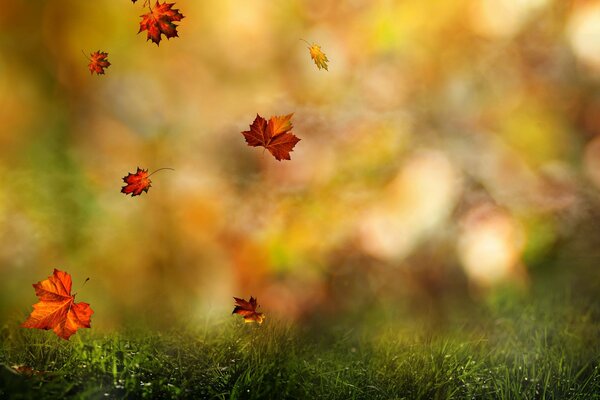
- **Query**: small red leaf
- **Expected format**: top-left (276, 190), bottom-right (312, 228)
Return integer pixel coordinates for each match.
top-left (241, 114), bottom-right (301, 161)
top-left (139, 2), bottom-right (185, 46)
top-left (88, 51), bottom-right (110, 75)
top-left (232, 296), bottom-right (265, 324)
top-left (121, 167), bottom-right (174, 197)
top-left (121, 168), bottom-right (152, 197)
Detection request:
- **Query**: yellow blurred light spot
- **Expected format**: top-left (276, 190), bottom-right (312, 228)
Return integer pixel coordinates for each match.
top-left (470, 0), bottom-right (548, 38)
top-left (568, 2), bottom-right (600, 71)
top-left (211, 0), bottom-right (272, 69)
top-left (498, 100), bottom-right (569, 166)
top-left (363, 0), bottom-right (457, 54)
top-left (360, 151), bottom-right (461, 260)
top-left (458, 205), bottom-right (525, 285)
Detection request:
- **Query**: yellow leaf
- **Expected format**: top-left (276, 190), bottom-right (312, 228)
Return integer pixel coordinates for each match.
top-left (305, 41), bottom-right (329, 71)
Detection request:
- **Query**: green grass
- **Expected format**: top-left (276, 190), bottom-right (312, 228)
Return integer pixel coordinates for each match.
top-left (1, 294), bottom-right (599, 400)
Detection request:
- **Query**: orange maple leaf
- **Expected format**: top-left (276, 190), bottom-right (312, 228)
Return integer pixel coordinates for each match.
top-left (121, 167), bottom-right (174, 197)
top-left (139, 1), bottom-right (184, 46)
top-left (232, 296), bottom-right (265, 324)
top-left (88, 51), bottom-right (110, 75)
top-left (241, 114), bottom-right (301, 161)
top-left (22, 269), bottom-right (93, 340)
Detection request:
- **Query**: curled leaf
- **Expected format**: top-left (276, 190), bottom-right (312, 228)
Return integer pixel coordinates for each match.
top-left (11, 365), bottom-right (48, 377)
top-left (232, 296), bottom-right (265, 324)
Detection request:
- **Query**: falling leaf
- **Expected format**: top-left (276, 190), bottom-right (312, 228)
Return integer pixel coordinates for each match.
top-left (121, 168), bottom-right (152, 197)
top-left (120, 167), bottom-right (173, 197)
top-left (241, 114), bottom-right (301, 161)
top-left (232, 297), bottom-right (265, 324)
top-left (21, 269), bottom-right (93, 340)
top-left (304, 41), bottom-right (329, 71)
top-left (139, 1), bottom-right (184, 45)
top-left (88, 51), bottom-right (110, 75)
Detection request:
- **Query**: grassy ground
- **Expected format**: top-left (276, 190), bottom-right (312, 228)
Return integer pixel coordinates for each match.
top-left (1, 291), bottom-right (599, 400)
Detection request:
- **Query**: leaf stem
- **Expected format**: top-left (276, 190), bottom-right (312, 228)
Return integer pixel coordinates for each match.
top-left (147, 167), bottom-right (175, 177)
top-left (81, 50), bottom-right (91, 61)
top-left (73, 278), bottom-right (90, 297)
top-left (299, 38), bottom-right (311, 46)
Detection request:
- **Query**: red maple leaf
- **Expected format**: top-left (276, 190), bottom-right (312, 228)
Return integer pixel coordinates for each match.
top-left (139, 2), bottom-right (184, 45)
top-left (121, 168), bottom-right (152, 197)
top-left (88, 51), bottom-right (110, 75)
top-left (241, 114), bottom-right (301, 161)
top-left (22, 269), bottom-right (93, 340)
top-left (121, 167), bottom-right (174, 197)
top-left (232, 296), bottom-right (266, 324)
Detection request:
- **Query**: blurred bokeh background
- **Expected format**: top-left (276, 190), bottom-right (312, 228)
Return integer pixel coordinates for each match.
top-left (1, 0), bottom-right (599, 330)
